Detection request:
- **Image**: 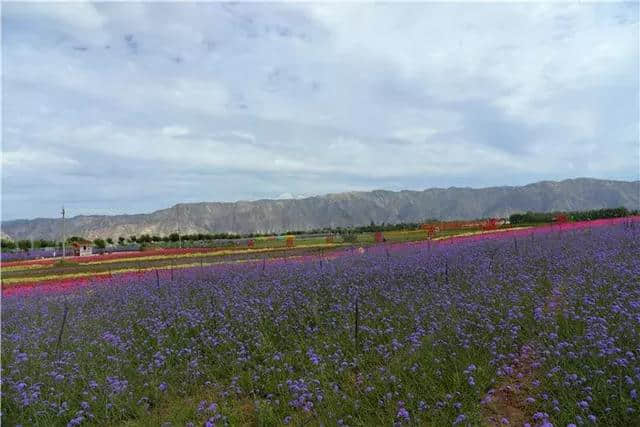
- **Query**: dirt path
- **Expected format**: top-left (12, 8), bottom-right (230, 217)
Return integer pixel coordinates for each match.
top-left (483, 284), bottom-right (564, 426)
top-left (483, 343), bottom-right (537, 426)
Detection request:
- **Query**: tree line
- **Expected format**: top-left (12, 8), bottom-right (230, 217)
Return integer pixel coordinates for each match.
top-left (509, 207), bottom-right (636, 225)
top-left (114, 221), bottom-right (432, 244)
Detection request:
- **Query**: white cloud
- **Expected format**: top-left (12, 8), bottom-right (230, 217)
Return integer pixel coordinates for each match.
top-left (229, 131), bottom-right (256, 142)
top-left (2, 2), bottom-right (638, 219)
top-left (391, 128), bottom-right (439, 144)
top-left (2, 150), bottom-right (79, 170)
top-left (162, 126), bottom-right (190, 137)
top-left (6, 2), bottom-right (106, 30)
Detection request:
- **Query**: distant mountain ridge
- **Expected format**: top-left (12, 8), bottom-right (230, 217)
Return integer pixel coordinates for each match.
top-left (2, 178), bottom-right (638, 241)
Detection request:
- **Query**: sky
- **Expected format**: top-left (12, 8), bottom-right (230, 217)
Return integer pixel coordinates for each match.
top-left (2, 2), bottom-right (639, 220)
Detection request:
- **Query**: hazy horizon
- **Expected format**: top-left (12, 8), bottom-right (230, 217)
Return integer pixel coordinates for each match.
top-left (2, 2), bottom-right (639, 220)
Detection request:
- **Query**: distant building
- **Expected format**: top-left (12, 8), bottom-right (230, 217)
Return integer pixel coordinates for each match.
top-left (72, 240), bottom-right (93, 257)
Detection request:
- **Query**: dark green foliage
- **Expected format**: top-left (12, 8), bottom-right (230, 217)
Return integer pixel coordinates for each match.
top-left (17, 240), bottom-right (31, 251)
top-left (568, 207), bottom-right (629, 221)
top-left (93, 239), bottom-right (106, 249)
top-left (509, 207), bottom-right (631, 225)
top-left (34, 239), bottom-right (56, 248)
top-left (509, 212), bottom-right (556, 224)
top-left (137, 234), bottom-right (152, 243)
top-left (1, 239), bottom-right (17, 250)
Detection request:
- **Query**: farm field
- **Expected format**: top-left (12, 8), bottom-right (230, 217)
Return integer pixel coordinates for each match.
top-left (0, 244), bottom-right (341, 286)
top-left (0, 227), bottom-right (521, 288)
top-left (2, 218), bottom-right (639, 426)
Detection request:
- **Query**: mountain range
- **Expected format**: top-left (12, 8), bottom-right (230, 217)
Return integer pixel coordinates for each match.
top-left (2, 178), bottom-right (638, 241)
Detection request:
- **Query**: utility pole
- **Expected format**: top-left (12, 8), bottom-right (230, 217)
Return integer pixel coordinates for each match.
top-left (176, 204), bottom-right (182, 249)
top-left (61, 206), bottom-right (66, 260)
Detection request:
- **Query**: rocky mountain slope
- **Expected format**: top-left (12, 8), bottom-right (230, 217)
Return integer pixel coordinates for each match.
top-left (2, 178), bottom-right (638, 240)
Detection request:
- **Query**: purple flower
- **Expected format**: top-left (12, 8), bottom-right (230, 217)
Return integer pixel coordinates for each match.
top-left (66, 416), bottom-right (85, 427)
top-left (453, 414), bottom-right (467, 425)
top-left (533, 412), bottom-right (548, 421)
top-left (307, 348), bottom-right (320, 365)
top-left (396, 407), bottom-right (410, 421)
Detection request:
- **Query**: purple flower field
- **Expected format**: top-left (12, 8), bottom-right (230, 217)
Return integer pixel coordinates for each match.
top-left (2, 222), bottom-right (639, 426)
top-left (1, 249), bottom-right (62, 263)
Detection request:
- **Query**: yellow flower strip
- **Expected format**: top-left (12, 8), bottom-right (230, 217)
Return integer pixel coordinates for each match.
top-left (2, 263), bottom-right (48, 272)
top-left (430, 226), bottom-right (532, 241)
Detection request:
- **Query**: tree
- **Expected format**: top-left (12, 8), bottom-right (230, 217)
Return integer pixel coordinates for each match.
top-left (138, 234), bottom-right (152, 243)
top-left (38, 239), bottom-right (56, 248)
top-left (118, 237), bottom-right (126, 245)
top-left (1, 239), bottom-right (16, 250)
top-left (17, 240), bottom-right (31, 251)
top-left (106, 238), bottom-right (114, 245)
top-left (169, 233), bottom-right (180, 242)
top-left (129, 235), bottom-right (137, 243)
top-left (93, 238), bottom-right (106, 249)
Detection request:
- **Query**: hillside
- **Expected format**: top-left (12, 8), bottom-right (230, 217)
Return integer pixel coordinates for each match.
top-left (2, 178), bottom-right (638, 240)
